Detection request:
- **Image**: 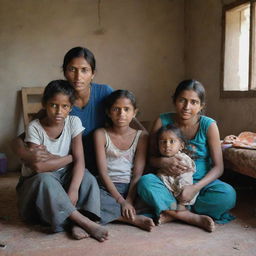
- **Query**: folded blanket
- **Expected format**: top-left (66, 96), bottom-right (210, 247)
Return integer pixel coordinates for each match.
top-left (223, 132), bottom-right (256, 149)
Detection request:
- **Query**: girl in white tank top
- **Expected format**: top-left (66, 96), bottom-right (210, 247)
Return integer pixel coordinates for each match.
top-left (94, 90), bottom-right (155, 231)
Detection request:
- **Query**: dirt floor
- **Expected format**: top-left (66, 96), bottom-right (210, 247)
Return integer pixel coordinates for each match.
top-left (0, 172), bottom-right (255, 256)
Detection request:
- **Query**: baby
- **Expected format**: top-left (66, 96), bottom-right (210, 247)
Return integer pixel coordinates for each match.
top-left (157, 124), bottom-right (198, 210)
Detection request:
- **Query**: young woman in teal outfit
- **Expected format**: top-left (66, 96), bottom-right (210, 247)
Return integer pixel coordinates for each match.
top-left (137, 79), bottom-right (236, 231)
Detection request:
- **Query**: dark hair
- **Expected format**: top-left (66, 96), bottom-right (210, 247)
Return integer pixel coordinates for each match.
top-left (62, 46), bottom-right (96, 73)
top-left (105, 90), bottom-right (137, 126)
top-left (157, 124), bottom-right (185, 144)
top-left (172, 79), bottom-right (206, 105)
top-left (157, 124), bottom-right (194, 158)
top-left (42, 80), bottom-right (76, 106)
top-left (105, 89), bottom-right (137, 111)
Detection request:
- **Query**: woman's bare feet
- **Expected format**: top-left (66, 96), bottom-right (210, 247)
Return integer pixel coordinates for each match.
top-left (163, 209), bottom-right (215, 232)
top-left (72, 225), bottom-right (89, 240)
top-left (192, 215), bottom-right (215, 232)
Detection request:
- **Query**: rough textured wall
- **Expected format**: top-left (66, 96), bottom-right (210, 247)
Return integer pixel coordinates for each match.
top-left (184, 0), bottom-right (256, 138)
top-left (0, 0), bottom-right (184, 170)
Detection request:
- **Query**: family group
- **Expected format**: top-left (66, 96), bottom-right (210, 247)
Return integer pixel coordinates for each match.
top-left (13, 47), bottom-right (237, 242)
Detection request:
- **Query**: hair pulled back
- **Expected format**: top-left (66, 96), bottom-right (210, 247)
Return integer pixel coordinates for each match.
top-left (62, 46), bottom-right (96, 73)
top-left (172, 79), bottom-right (205, 105)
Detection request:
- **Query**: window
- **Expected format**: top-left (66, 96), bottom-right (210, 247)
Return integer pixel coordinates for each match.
top-left (221, 0), bottom-right (256, 97)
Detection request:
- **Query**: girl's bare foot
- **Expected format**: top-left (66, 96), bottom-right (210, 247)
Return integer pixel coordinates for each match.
top-left (72, 225), bottom-right (89, 240)
top-left (70, 211), bottom-right (109, 242)
top-left (132, 215), bottom-right (155, 231)
top-left (158, 212), bottom-right (174, 225)
top-left (81, 221), bottom-right (109, 242)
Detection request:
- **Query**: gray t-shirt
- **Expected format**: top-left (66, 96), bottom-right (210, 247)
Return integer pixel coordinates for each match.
top-left (22, 115), bottom-right (84, 177)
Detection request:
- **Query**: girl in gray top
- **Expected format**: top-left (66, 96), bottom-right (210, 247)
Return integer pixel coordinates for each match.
top-left (16, 80), bottom-right (108, 242)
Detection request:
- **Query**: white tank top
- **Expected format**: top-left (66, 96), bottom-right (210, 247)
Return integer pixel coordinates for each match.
top-left (104, 129), bottom-right (142, 183)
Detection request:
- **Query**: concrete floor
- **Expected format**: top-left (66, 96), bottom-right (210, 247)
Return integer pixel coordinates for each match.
top-left (0, 172), bottom-right (255, 256)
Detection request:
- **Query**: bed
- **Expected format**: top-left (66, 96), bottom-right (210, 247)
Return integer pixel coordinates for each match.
top-left (223, 147), bottom-right (256, 179)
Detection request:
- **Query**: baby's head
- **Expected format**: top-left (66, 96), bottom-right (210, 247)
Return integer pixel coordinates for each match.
top-left (157, 124), bottom-right (185, 157)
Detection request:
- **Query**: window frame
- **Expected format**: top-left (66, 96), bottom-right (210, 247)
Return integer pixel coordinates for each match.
top-left (221, 0), bottom-right (256, 98)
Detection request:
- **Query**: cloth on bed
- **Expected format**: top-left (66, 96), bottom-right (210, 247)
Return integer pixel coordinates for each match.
top-left (223, 132), bottom-right (256, 150)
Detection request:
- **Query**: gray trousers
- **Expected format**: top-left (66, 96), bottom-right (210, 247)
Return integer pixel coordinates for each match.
top-left (16, 168), bottom-right (100, 232)
top-left (100, 183), bottom-right (129, 225)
